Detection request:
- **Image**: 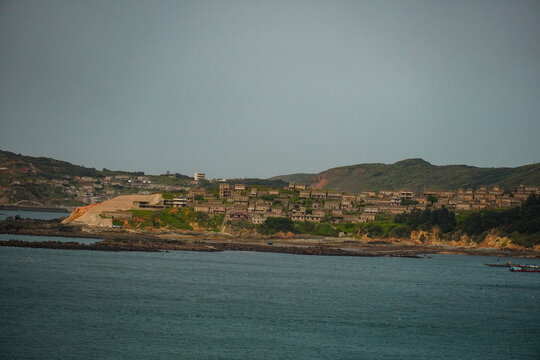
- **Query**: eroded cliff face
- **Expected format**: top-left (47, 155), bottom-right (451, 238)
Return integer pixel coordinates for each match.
top-left (63, 203), bottom-right (101, 222)
top-left (311, 174), bottom-right (328, 189)
top-left (409, 229), bottom-right (537, 251)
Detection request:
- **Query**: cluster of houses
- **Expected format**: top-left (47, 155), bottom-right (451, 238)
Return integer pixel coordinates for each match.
top-left (145, 182), bottom-right (540, 225)
top-left (5, 160), bottom-right (538, 225)
top-left (28, 175), bottom-right (191, 205)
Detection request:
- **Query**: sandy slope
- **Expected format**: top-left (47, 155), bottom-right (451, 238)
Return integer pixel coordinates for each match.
top-left (63, 194), bottom-right (162, 227)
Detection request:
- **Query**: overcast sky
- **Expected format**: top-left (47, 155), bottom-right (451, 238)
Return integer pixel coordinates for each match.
top-left (1, 0), bottom-right (539, 178)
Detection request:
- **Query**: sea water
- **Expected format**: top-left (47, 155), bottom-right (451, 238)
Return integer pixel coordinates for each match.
top-left (0, 209), bottom-right (68, 221)
top-left (0, 210), bottom-right (100, 244)
top-left (0, 233), bottom-right (100, 244)
top-left (0, 247), bottom-right (538, 359)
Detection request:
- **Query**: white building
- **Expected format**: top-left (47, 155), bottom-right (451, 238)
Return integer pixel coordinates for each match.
top-left (194, 172), bottom-right (206, 181)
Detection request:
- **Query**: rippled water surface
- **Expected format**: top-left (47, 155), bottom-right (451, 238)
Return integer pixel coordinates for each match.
top-left (0, 209), bottom-right (68, 221)
top-left (1, 247), bottom-right (539, 359)
top-left (0, 233), bottom-right (100, 244)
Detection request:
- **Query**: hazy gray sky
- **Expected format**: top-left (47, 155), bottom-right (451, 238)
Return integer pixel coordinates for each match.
top-left (1, 0), bottom-right (539, 178)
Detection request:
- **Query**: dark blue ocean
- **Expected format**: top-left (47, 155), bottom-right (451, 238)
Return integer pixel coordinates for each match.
top-left (1, 245), bottom-right (539, 359)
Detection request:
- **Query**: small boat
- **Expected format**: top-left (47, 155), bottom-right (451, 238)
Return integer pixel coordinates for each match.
top-left (485, 261), bottom-right (513, 267)
top-left (510, 267), bottom-right (540, 273)
top-left (518, 264), bottom-right (540, 269)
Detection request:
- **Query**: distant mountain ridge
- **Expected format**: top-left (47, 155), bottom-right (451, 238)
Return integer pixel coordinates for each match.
top-left (270, 159), bottom-right (540, 193)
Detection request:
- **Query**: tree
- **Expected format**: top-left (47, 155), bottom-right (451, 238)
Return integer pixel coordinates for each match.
top-left (258, 217), bottom-right (296, 235)
top-left (427, 195), bottom-right (438, 204)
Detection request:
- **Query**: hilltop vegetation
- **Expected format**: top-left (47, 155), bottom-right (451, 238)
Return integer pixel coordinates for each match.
top-left (0, 149), bottom-right (102, 179)
top-left (272, 158), bottom-right (540, 193)
top-left (268, 173), bottom-right (315, 184)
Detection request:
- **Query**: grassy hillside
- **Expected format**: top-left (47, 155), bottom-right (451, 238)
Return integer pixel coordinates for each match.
top-left (0, 149), bottom-right (102, 179)
top-left (275, 159), bottom-right (540, 193)
top-left (268, 173), bottom-right (316, 184)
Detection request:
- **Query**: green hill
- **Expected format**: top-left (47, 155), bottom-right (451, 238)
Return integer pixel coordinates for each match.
top-left (268, 173), bottom-right (316, 184)
top-left (273, 159), bottom-right (540, 193)
top-left (0, 149), bottom-right (102, 179)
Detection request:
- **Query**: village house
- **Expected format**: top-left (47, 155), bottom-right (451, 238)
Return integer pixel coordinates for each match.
top-left (324, 201), bottom-right (341, 210)
top-left (311, 190), bottom-right (327, 199)
top-left (381, 206), bottom-right (408, 215)
top-left (343, 215), bottom-right (362, 224)
top-left (363, 207), bottom-right (379, 214)
top-left (79, 176), bottom-right (96, 183)
top-left (209, 205), bottom-right (226, 214)
top-left (250, 213), bottom-right (269, 224)
top-left (279, 192), bottom-right (294, 198)
top-left (203, 193), bottom-right (215, 200)
top-left (457, 189), bottom-right (475, 201)
top-left (497, 197), bottom-right (522, 207)
top-left (134, 200), bottom-right (165, 210)
top-left (194, 172), bottom-right (206, 181)
top-left (474, 187), bottom-right (487, 200)
top-left (234, 184), bottom-right (246, 191)
top-left (305, 211), bottom-right (325, 222)
top-left (455, 202), bottom-right (472, 211)
top-left (413, 196), bottom-right (429, 205)
top-left (248, 200), bottom-right (272, 212)
top-left (101, 211), bottom-right (133, 220)
top-left (162, 197), bottom-right (188, 207)
top-left (226, 209), bottom-right (249, 221)
top-left (327, 191), bottom-right (343, 199)
top-left (230, 195), bottom-right (249, 205)
top-left (299, 190), bottom-right (311, 198)
top-left (424, 189), bottom-right (456, 198)
top-left (189, 188), bottom-right (206, 198)
top-left (277, 198), bottom-right (289, 208)
top-left (379, 190), bottom-right (394, 198)
top-left (194, 204), bottom-right (210, 213)
top-left (399, 191), bottom-right (414, 199)
top-left (360, 213), bottom-right (376, 222)
top-left (471, 203), bottom-right (488, 210)
top-left (341, 194), bottom-right (356, 205)
top-left (365, 198), bottom-right (391, 205)
top-left (219, 183), bottom-right (231, 198)
top-left (291, 211), bottom-right (306, 221)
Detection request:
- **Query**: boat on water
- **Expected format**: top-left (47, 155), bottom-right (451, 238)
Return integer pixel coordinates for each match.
top-left (485, 261), bottom-right (514, 267)
top-left (510, 267), bottom-right (540, 273)
top-left (485, 262), bottom-right (540, 270)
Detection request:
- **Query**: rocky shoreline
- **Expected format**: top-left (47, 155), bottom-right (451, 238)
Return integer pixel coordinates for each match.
top-left (1, 217), bottom-right (539, 258)
top-left (0, 239), bottom-right (423, 257)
